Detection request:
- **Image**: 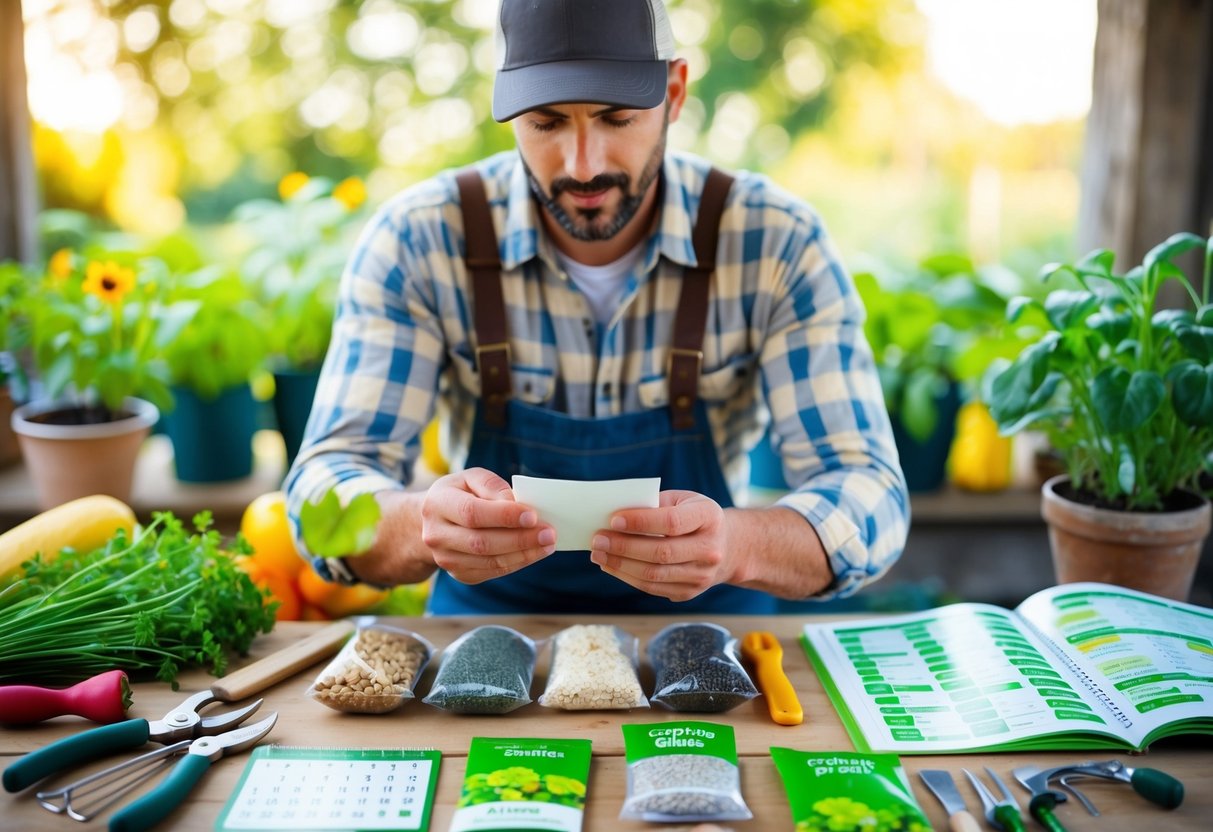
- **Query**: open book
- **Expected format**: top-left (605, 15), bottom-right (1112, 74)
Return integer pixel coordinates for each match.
top-left (801, 582), bottom-right (1213, 754)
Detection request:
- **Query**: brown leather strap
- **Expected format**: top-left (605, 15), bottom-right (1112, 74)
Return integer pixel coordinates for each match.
top-left (669, 167), bottom-right (734, 430)
top-left (456, 169), bottom-right (511, 427)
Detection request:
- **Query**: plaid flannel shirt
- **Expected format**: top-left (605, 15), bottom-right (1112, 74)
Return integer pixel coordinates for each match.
top-left (285, 149), bottom-right (908, 599)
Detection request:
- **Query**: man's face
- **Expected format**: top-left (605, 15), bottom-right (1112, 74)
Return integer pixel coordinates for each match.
top-left (512, 62), bottom-right (687, 243)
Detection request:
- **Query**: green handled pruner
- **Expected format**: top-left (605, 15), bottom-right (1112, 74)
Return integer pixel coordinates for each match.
top-left (1014, 759), bottom-right (1183, 829)
top-left (108, 711), bottom-right (276, 832)
top-left (2, 688), bottom-right (263, 795)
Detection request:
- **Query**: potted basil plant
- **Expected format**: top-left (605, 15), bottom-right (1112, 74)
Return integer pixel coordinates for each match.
top-left (985, 233), bottom-right (1213, 600)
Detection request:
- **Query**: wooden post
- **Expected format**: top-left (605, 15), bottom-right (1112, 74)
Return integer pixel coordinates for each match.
top-left (1078, 0), bottom-right (1213, 296)
top-left (0, 0), bottom-right (38, 266)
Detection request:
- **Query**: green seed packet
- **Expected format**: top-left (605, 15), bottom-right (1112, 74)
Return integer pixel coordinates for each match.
top-left (620, 721), bottom-right (752, 822)
top-left (770, 748), bottom-right (931, 832)
top-left (450, 737), bottom-right (592, 832)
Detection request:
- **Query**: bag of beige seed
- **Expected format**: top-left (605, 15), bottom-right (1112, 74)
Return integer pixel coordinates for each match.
top-left (306, 617), bottom-right (433, 714)
top-left (538, 624), bottom-right (648, 710)
top-left (619, 721), bottom-right (752, 823)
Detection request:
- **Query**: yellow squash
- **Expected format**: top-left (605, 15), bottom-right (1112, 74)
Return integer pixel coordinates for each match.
top-left (0, 495), bottom-right (137, 578)
top-left (948, 401), bottom-right (1013, 492)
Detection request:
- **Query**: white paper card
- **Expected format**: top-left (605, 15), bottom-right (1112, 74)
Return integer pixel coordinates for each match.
top-left (511, 475), bottom-right (660, 551)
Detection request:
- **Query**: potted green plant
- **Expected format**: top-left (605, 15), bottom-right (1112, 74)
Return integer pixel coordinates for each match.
top-left (12, 249), bottom-right (199, 509)
top-left (234, 173), bottom-right (366, 466)
top-left (0, 260), bottom-right (33, 468)
top-left (160, 265), bottom-right (270, 482)
top-left (985, 233), bottom-right (1213, 600)
top-left (854, 254), bottom-right (1024, 492)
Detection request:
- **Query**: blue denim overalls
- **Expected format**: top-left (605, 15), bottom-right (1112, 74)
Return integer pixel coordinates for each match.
top-left (427, 169), bottom-right (775, 615)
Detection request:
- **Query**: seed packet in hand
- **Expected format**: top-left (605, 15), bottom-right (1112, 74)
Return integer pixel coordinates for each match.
top-left (770, 748), bottom-right (930, 832)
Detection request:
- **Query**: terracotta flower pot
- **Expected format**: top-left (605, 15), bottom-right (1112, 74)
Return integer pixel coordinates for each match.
top-left (1041, 475), bottom-right (1211, 601)
top-left (11, 397), bottom-right (158, 510)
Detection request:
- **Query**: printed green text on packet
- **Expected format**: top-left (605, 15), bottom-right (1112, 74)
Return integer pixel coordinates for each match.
top-left (771, 748), bottom-right (931, 832)
top-left (449, 737), bottom-right (592, 832)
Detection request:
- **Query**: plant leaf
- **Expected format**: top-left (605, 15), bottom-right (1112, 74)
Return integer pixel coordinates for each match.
top-left (1116, 443), bottom-right (1136, 496)
top-left (1144, 232), bottom-right (1204, 273)
top-left (1043, 290), bottom-right (1100, 331)
top-left (1175, 325), bottom-right (1213, 363)
top-left (1090, 368), bottom-right (1165, 433)
top-left (300, 490), bottom-right (382, 559)
top-left (1170, 363), bottom-right (1213, 426)
top-left (1075, 248), bottom-right (1115, 279)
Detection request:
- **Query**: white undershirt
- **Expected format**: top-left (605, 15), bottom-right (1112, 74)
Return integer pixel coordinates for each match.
top-left (554, 241), bottom-right (645, 326)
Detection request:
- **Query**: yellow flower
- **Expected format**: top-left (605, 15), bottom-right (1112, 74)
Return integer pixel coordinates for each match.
top-left (82, 260), bottom-right (136, 305)
top-left (278, 171), bottom-right (310, 200)
top-left (332, 176), bottom-right (366, 211)
top-left (49, 248), bottom-right (73, 281)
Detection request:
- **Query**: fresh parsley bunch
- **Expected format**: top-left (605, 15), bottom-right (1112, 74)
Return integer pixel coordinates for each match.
top-left (0, 511), bottom-right (276, 686)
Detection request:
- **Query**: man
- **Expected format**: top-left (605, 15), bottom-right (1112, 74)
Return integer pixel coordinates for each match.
top-left (285, 0), bottom-right (908, 614)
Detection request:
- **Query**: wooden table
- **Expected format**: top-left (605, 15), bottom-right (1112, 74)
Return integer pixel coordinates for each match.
top-left (2, 617), bottom-right (1209, 830)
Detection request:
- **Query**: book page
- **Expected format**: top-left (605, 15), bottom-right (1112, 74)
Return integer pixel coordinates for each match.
top-left (802, 604), bottom-right (1126, 753)
top-left (1017, 582), bottom-right (1213, 744)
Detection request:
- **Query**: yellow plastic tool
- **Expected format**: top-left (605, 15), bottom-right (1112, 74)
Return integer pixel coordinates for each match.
top-left (740, 630), bottom-right (804, 725)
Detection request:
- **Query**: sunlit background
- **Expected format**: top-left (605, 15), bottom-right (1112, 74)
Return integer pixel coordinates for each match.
top-left (21, 0), bottom-right (1096, 274)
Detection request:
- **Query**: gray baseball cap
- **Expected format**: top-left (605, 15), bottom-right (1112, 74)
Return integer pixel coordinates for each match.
top-left (492, 0), bottom-right (676, 122)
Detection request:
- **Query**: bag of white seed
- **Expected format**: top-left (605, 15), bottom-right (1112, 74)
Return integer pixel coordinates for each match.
top-left (538, 624), bottom-right (648, 710)
top-left (306, 618), bottom-right (433, 714)
top-left (422, 624), bottom-right (538, 714)
top-left (619, 720), bottom-right (752, 823)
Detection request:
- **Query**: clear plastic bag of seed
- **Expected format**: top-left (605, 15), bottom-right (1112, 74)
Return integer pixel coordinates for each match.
top-left (421, 624), bottom-right (538, 714)
top-left (648, 622), bottom-right (758, 712)
top-left (619, 721), bottom-right (752, 823)
top-left (538, 624), bottom-right (649, 710)
top-left (306, 617), bottom-right (434, 714)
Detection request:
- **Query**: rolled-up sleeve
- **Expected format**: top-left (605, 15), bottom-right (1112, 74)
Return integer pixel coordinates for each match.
top-left (761, 217), bottom-right (909, 600)
top-left (284, 202), bottom-right (447, 557)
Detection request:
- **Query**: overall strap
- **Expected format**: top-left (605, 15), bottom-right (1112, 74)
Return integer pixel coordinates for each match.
top-left (456, 168), bottom-right (511, 427)
top-left (669, 167), bottom-right (735, 430)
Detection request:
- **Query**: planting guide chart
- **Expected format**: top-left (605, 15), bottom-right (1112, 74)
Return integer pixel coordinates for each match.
top-left (1017, 585), bottom-right (1213, 721)
top-left (216, 747), bottom-right (441, 832)
top-left (804, 603), bottom-right (1111, 752)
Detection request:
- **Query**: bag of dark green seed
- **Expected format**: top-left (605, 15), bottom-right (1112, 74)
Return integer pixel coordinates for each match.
top-left (422, 624), bottom-right (537, 714)
top-left (770, 748), bottom-right (930, 832)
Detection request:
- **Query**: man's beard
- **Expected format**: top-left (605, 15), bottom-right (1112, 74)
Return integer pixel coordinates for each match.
top-left (524, 114), bottom-right (668, 242)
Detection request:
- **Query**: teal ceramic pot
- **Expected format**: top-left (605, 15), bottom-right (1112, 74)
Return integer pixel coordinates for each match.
top-left (163, 383), bottom-right (256, 482)
top-left (890, 382), bottom-right (962, 493)
top-left (272, 368), bottom-right (321, 469)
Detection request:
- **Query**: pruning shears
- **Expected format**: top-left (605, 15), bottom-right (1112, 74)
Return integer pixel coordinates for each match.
top-left (1014, 759), bottom-right (1183, 830)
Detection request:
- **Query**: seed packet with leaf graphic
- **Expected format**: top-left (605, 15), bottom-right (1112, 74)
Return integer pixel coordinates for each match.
top-left (451, 737), bottom-right (592, 832)
top-left (770, 748), bottom-right (931, 832)
top-left (620, 721), bottom-right (752, 823)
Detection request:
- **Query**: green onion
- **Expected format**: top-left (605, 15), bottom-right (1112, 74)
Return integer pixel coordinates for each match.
top-left (0, 511), bottom-right (276, 687)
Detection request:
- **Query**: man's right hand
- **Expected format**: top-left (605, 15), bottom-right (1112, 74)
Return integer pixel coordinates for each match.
top-left (420, 468), bottom-right (557, 584)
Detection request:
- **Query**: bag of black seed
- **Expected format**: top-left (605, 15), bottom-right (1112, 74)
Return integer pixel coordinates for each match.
top-left (648, 622), bottom-right (758, 712)
top-left (619, 721), bottom-right (752, 823)
top-left (422, 624), bottom-right (537, 714)
top-left (770, 748), bottom-right (930, 832)
top-left (306, 618), bottom-right (433, 714)
top-left (539, 624), bottom-right (648, 710)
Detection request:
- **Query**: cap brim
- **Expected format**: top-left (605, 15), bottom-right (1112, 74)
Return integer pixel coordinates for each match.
top-left (493, 59), bottom-right (668, 122)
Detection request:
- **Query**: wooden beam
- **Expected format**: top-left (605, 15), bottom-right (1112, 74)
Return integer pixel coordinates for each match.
top-left (0, 0), bottom-right (38, 266)
top-left (1078, 0), bottom-right (1213, 294)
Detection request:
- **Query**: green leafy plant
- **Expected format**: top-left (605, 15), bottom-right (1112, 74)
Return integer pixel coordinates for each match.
top-left (161, 265), bottom-right (269, 399)
top-left (300, 489), bottom-right (382, 558)
top-left (855, 254), bottom-right (1028, 441)
top-left (457, 767), bottom-right (586, 809)
top-left (0, 261), bottom-right (32, 398)
top-left (234, 174), bottom-right (367, 371)
top-left (985, 233), bottom-right (1213, 511)
top-left (0, 511), bottom-right (276, 686)
top-left (26, 249), bottom-right (199, 418)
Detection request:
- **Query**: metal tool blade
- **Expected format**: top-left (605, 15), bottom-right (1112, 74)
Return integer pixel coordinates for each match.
top-left (920, 769), bottom-right (969, 816)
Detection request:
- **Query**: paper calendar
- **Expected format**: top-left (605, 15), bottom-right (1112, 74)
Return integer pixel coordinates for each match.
top-left (216, 746), bottom-right (441, 831)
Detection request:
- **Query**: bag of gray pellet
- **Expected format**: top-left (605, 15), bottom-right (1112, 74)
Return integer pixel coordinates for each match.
top-left (619, 721), bottom-right (753, 823)
top-left (306, 617), bottom-right (433, 714)
top-left (422, 624), bottom-right (538, 714)
top-left (538, 624), bottom-right (649, 710)
top-left (648, 622), bottom-right (758, 712)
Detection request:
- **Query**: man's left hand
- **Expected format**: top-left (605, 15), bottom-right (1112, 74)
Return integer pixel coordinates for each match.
top-left (589, 490), bottom-right (736, 601)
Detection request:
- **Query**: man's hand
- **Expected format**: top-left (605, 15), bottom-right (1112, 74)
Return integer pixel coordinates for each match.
top-left (588, 490), bottom-right (736, 602)
top-left (420, 467), bottom-right (557, 584)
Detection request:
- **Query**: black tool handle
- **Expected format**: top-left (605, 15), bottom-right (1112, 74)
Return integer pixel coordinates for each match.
top-left (1131, 767), bottom-right (1184, 809)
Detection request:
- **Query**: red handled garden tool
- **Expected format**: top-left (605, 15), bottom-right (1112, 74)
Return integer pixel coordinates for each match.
top-left (0, 670), bottom-right (132, 725)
